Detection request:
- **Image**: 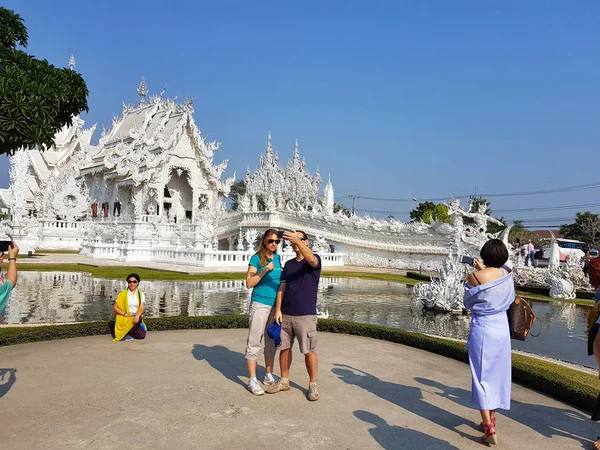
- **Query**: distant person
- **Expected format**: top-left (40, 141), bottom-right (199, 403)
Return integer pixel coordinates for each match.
top-left (0, 242), bottom-right (19, 321)
top-left (588, 287), bottom-right (600, 379)
top-left (584, 251), bottom-right (592, 276)
top-left (464, 239), bottom-right (514, 445)
top-left (112, 273), bottom-right (146, 341)
top-left (244, 229), bottom-right (282, 396)
top-left (267, 230), bottom-right (322, 401)
top-left (524, 240), bottom-right (536, 267)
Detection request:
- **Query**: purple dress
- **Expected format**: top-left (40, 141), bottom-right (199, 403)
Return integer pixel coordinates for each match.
top-left (464, 272), bottom-right (514, 411)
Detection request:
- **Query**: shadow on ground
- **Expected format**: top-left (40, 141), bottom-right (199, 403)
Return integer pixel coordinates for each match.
top-left (332, 363), bottom-right (473, 446)
top-left (191, 344), bottom-right (307, 394)
top-left (354, 410), bottom-right (460, 450)
top-left (0, 368), bottom-right (17, 399)
top-left (414, 377), bottom-right (593, 449)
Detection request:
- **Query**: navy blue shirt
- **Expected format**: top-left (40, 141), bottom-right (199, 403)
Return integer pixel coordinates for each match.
top-left (281, 254), bottom-right (321, 316)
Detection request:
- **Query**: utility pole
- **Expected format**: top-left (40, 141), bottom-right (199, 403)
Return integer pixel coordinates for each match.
top-left (351, 191), bottom-right (357, 216)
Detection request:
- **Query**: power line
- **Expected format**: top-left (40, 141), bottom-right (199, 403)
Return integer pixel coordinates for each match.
top-left (335, 180), bottom-right (600, 203)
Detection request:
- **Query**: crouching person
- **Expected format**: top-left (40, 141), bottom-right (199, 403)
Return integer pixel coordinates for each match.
top-left (267, 231), bottom-right (321, 401)
top-left (113, 273), bottom-right (147, 341)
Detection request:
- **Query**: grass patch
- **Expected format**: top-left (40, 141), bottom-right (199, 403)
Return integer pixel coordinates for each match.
top-left (1, 316), bottom-right (598, 413)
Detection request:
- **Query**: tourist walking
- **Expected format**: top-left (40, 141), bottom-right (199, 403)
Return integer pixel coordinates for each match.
top-left (0, 241), bottom-right (19, 321)
top-left (464, 239), bottom-right (514, 445)
top-left (524, 240), bottom-right (536, 267)
top-left (267, 230), bottom-right (321, 401)
top-left (245, 229), bottom-right (282, 395)
top-left (112, 273), bottom-right (147, 341)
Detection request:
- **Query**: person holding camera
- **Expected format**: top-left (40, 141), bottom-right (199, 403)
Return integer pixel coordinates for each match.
top-left (244, 228), bottom-right (282, 396)
top-left (267, 230), bottom-right (321, 401)
top-left (0, 241), bottom-right (19, 321)
top-left (463, 239), bottom-right (514, 445)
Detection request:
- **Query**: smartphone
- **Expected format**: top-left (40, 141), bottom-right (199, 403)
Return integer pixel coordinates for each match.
top-left (460, 255), bottom-right (474, 266)
top-left (276, 230), bottom-right (285, 239)
top-left (0, 241), bottom-right (12, 252)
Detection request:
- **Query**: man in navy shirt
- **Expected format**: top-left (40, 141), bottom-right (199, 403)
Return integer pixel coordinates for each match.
top-left (267, 230), bottom-right (321, 401)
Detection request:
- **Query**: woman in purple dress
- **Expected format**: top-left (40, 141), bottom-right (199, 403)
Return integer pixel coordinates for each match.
top-left (464, 239), bottom-right (514, 445)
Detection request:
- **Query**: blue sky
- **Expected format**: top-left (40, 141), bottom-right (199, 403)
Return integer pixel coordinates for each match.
top-left (2, 1), bottom-right (599, 227)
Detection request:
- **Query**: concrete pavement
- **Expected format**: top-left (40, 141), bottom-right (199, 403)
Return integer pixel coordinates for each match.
top-left (0, 329), bottom-right (597, 449)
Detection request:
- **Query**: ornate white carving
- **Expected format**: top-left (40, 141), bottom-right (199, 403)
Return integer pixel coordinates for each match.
top-left (413, 256), bottom-right (466, 311)
top-left (9, 151), bottom-right (30, 227)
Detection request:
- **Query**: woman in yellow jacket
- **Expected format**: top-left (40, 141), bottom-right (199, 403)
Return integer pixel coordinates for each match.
top-left (112, 273), bottom-right (147, 341)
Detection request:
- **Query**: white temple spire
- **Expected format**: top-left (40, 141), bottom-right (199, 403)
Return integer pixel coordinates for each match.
top-left (266, 131), bottom-right (273, 153)
top-left (69, 54), bottom-right (75, 71)
top-left (323, 173), bottom-right (334, 216)
top-left (138, 76), bottom-right (148, 104)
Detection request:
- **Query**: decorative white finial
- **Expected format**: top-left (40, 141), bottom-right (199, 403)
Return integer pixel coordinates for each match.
top-left (69, 54), bottom-right (75, 71)
top-left (266, 131), bottom-right (272, 153)
top-left (138, 76), bottom-right (148, 104)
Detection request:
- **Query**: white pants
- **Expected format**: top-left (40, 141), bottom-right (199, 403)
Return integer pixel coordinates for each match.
top-left (245, 301), bottom-right (276, 361)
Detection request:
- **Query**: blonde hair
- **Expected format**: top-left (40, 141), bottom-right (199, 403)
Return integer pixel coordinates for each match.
top-left (257, 228), bottom-right (278, 266)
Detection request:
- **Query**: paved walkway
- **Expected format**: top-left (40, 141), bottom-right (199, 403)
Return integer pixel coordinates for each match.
top-left (0, 330), bottom-right (597, 449)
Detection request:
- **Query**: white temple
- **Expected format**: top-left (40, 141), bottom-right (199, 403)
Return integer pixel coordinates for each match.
top-left (0, 73), bottom-right (507, 270)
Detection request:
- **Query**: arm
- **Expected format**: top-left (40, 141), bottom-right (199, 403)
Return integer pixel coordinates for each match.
top-left (283, 232), bottom-right (319, 268)
top-left (4, 242), bottom-right (19, 287)
top-left (273, 281), bottom-right (286, 325)
top-left (112, 301), bottom-right (128, 317)
top-left (245, 262), bottom-right (274, 289)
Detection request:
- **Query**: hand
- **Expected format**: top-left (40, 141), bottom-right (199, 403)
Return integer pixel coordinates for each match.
top-left (595, 302), bottom-right (600, 313)
top-left (283, 231), bottom-right (300, 245)
top-left (265, 261), bottom-right (274, 272)
top-left (273, 309), bottom-right (282, 325)
top-left (474, 258), bottom-right (485, 271)
top-left (7, 242), bottom-right (19, 259)
top-left (133, 314), bottom-right (140, 324)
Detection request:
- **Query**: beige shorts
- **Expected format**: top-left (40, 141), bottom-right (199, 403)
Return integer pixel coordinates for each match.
top-left (280, 315), bottom-right (318, 354)
top-left (245, 301), bottom-right (276, 360)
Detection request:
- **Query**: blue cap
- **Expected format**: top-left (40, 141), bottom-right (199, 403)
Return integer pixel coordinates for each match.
top-left (267, 321), bottom-right (282, 347)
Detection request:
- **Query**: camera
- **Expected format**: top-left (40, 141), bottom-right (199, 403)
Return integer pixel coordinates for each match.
top-left (460, 255), bottom-right (474, 266)
top-left (0, 241), bottom-right (12, 252)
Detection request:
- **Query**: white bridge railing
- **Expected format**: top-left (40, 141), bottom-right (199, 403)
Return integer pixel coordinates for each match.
top-left (79, 241), bottom-right (344, 267)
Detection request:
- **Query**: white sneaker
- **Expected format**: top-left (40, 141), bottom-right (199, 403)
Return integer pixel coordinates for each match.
top-left (263, 374), bottom-right (278, 386)
top-left (247, 379), bottom-right (265, 396)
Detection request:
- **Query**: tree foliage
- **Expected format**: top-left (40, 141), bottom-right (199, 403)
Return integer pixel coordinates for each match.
top-left (508, 220), bottom-right (542, 247)
top-left (409, 201), bottom-right (451, 224)
top-left (560, 212), bottom-right (600, 249)
top-left (228, 179), bottom-right (246, 211)
top-left (0, 7), bottom-right (89, 155)
top-left (334, 203), bottom-right (351, 217)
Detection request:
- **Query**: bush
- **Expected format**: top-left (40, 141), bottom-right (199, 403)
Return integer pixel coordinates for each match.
top-left (1, 316), bottom-right (598, 412)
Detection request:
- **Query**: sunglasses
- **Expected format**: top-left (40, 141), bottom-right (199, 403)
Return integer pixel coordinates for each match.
top-left (300, 238), bottom-right (308, 241)
top-left (127, 280), bottom-right (139, 284)
top-left (267, 239), bottom-right (281, 244)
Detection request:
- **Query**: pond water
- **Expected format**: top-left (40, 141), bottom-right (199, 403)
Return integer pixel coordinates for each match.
top-left (2, 272), bottom-right (597, 368)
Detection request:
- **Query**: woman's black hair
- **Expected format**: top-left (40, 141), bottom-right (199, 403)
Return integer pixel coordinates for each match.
top-left (126, 273), bottom-right (140, 282)
top-left (480, 239), bottom-right (509, 268)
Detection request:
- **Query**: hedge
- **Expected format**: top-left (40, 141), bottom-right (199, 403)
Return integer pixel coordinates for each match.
top-left (1, 316), bottom-right (598, 412)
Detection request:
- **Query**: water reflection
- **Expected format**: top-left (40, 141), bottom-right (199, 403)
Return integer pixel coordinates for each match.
top-left (2, 272), bottom-right (596, 368)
